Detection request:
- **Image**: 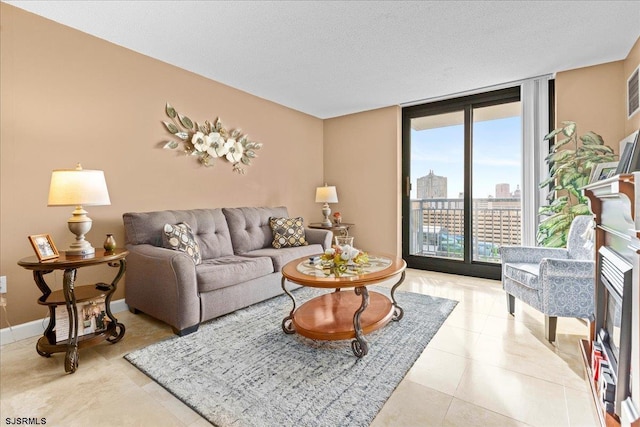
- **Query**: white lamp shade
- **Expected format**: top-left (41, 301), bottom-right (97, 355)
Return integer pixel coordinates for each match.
top-left (315, 185), bottom-right (338, 203)
top-left (48, 165), bottom-right (111, 206)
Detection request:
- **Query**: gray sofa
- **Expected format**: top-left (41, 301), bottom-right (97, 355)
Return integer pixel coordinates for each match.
top-left (122, 206), bottom-right (332, 335)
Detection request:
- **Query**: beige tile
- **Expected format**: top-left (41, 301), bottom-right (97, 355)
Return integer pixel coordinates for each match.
top-left (565, 385), bottom-right (601, 427)
top-left (0, 268), bottom-right (601, 427)
top-left (371, 380), bottom-right (453, 427)
top-left (142, 381), bottom-right (203, 425)
top-left (407, 347), bottom-right (469, 395)
top-left (454, 361), bottom-right (570, 426)
top-left (428, 324), bottom-right (481, 358)
top-left (469, 334), bottom-right (588, 391)
top-left (443, 305), bottom-right (489, 333)
top-left (443, 398), bottom-right (530, 426)
top-left (1, 361), bottom-right (188, 427)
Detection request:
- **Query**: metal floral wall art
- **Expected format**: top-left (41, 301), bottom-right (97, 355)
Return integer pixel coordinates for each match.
top-left (162, 103), bottom-right (263, 174)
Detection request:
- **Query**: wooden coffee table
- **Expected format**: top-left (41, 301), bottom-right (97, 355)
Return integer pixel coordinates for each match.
top-left (280, 253), bottom-right (406, 357)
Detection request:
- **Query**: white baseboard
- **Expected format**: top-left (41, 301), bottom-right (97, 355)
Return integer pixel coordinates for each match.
top-left (0, 299), bottom-right (129, 346)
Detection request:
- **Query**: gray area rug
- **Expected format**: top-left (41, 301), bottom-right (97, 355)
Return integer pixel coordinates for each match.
top-left (125, 287), bottom-right (457, 427)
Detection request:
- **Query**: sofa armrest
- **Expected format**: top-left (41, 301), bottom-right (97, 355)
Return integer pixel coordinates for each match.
top-left (304, 227), bottom-right (333, 250)
top-left (500, 246), bottom-right (569, 264)
top-left (125, 244), bottom-right (200, 333)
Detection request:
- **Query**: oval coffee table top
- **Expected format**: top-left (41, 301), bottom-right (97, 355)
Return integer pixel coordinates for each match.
top-left (281, 252), bottom-right (406, 289)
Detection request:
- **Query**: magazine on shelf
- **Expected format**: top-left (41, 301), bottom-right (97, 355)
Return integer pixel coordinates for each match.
top-left (55, 297), bottom-right (109, 343)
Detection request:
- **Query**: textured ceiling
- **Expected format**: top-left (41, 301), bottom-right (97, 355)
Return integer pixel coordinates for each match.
top-left (6, 1), bottom-right (640, 119)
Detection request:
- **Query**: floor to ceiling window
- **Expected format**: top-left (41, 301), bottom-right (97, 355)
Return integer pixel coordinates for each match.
top-left (402, 87), bottom-right (522, 280)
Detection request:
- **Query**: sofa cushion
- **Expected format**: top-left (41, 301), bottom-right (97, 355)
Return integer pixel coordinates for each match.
top-left (196, 255), bottom-right (274, 293)
top-left (270, 216), bottom-right (308, 248)
top-left (223, 206), bottom-right (289, 254)
top-left (244, 244), bottom-right (323, 272)
top-left (162, 222), bottom-right (202, 265)
top-left (504, 262), bottom-right (540, 290)
top-left (123, 209), bottom-right (234, 259)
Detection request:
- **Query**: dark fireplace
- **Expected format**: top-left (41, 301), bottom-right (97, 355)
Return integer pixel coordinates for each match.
top-left (595, 246), bottom-right (633, 416)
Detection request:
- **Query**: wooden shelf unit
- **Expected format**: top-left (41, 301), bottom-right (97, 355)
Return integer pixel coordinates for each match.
top-left (583, 173), bottom-right (640, 427)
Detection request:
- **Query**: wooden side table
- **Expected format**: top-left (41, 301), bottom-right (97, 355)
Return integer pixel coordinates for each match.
top-left (18, 249), bottom-right (128, 373)
top-left (308, 222), bottom-right (354, 236)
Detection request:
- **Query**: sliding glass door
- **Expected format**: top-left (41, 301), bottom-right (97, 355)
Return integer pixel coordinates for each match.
top-left (402, 87), bottom-right (522, 279)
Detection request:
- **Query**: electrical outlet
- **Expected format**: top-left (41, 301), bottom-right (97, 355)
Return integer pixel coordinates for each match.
top-left (0, 276), bottom-right (6, 294)
top-left (0, 295), bottom-right (5, 307)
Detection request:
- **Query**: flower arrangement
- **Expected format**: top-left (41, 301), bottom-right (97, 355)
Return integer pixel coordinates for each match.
top-left (320, 243), bottom-right (369, 276)
top-left (162, 103), bottom-right (263, 174)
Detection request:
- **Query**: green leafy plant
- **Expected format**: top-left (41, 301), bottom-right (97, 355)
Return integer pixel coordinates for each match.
top-left (537, 121), bottom-right (616, 247)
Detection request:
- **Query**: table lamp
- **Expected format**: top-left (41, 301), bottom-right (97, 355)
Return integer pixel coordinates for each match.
top-left (315, 184), bottom-right (338, 226)
top-left (48, 163), bottom-right (111, 256)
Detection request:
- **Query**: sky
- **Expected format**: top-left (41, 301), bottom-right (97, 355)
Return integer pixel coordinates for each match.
top-left (410, 116), bottom-right (521, 199)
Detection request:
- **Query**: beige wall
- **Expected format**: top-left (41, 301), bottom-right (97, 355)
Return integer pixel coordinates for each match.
top-left (555, 61), bottom-right (626, 152)
top-left (0, 4), bottom-right (324, 327)
top-left (323, 107), bottom-right (402, 257)
top-left (555, 36), bottom-right (640, 151)
top-left (1, 4), bottom-right (637, 331)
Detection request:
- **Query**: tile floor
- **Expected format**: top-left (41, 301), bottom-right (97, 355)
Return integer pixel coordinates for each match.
top-left (0, 269), bottom-right (599, 426)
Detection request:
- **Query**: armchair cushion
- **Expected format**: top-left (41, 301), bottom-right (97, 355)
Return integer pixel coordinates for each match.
top-left (503, 262), bottom-right (540, 290)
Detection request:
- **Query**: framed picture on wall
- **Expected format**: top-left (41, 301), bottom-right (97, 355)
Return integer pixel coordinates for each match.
top-left (28, 234), bottom-right (59, 261)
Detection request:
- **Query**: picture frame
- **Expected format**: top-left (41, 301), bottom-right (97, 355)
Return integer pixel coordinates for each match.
top-left (590, 162), bottom-right (619, 183)
top-left (616, 130), bottom-right (639, 175)
top-left (28, 234), bottom-right (59, 261)
top-left (625, 130), bottom-right (640, 173)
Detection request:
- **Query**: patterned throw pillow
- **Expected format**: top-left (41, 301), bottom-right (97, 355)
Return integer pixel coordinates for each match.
top-left (162, 222), bottom-right (202, 265)
top-left (270, 217), bottom-right (308, 249)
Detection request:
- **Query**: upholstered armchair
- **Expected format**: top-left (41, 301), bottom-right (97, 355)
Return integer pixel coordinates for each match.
top-left (500, 215), bottom-right (595, 342)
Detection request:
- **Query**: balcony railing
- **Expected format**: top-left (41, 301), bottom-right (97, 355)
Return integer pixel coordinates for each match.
top-left (409, 198), bottom-right (522, 263)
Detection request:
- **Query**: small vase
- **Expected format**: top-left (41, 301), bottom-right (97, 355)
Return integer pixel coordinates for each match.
top-left (103, 234), bottom-right (117, 252)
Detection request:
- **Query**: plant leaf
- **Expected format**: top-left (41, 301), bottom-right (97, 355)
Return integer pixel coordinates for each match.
top-left (163, 121), bottom-right (179, 134)
top-left (544, 128), bottom-right (564, 140)
top-left (539, 175), bottom-right (556, 188)
top-left (166, 103), bottom-right (177, 119)
top-left (163, 141), bottom-right (179, 149)
top-left (562, 122), bottom-right (576, 137)
top-left (553, 137), bottom-right (572, 149)
top-left (581, 131), bottom-right (604, 145)
top-left (179, 114), bottom-right (194, 130)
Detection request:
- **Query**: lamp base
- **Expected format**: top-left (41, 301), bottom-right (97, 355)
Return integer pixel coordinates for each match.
top-left (65, 244), bottom-right (96, 256)
top-left (66, 206), bottom-right (96, 256)
top-left (321, 203), bottom-right (332, 227)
